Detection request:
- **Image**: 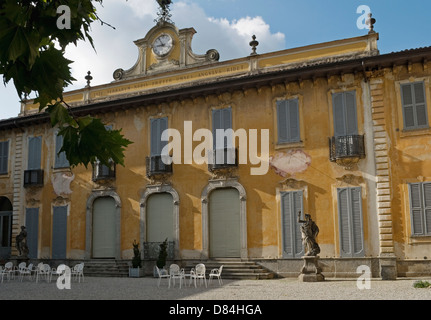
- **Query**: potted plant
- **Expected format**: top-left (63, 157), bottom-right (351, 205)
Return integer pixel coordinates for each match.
top-left (154, 238), bottom-right (168, 277)
top-left (129, 240), bottom-right (144, 278)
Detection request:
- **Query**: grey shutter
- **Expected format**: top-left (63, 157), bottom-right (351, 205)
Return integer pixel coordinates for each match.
top-left (150, 118), bottom-right (168, 156)
top-left (0, 141), bottom-right (8, 174)
top-left (333, 93), bottom-right (346, 137)
top-left (277, 101), bottom-right (289, 143)
top-left (414, 82), bottom-right (428, 127)
top-left (333, 92), bottom-right (358, 136)
top-left (345, 91), bottom-right (358, 135)
top-left (52, 206), bottom-right (67, 259)
top-left (351, 187), bottom-right (364, 255)
top-left (423, 183), bottom-right (431, 235)
top-left (281, 191), bottom-right (304, 258)
top-left (55, 134), bottom-right (69, 168)
top-left (277, 99), bottom-right (300, 143)
top-left (409, 183), bottom-right (424, 235)
top-left (402, 82), bottom-right (429, 129)
top-left (338, 188), bottom-right (351, 256)
top-left (288, 99), bottom-right (300, 142)
top-left (25, 208), bottom-right (39, 259)
top-left (212, 108), bottom-right (232, 149)
top-left (28, 136), bottom-right (42, 170)
top-left (338, 187), bottom-right (364, 257)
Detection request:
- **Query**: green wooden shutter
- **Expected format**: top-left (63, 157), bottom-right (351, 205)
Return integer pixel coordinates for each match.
top-left (422, 183), bottom-right (431, 235)
top-left (277, 99), bottom-right (300, 143)
top-left (0, 141), bottom-right (8, 174)
top-left (401, 82), bottom-right (428, 130)
top-left (409, 183), bottom-right (424, 235)
top-left (26, 208), bottom-right (39, 259)
top-left (333, 91), bottom-right (358, 136)
top-left (281, 191), bottom-right (304, 258)
top-left (52, 206), bottom-right (67, 259)
top-left (28, 136), bottom-right (42, 170)
top-left (338, 187), bottom-right (364, 257)
top-left (150, 118), bottom-right (168, 156)
top-left (55, 134), bottom-right (69, 168)
top-left (212, 107), bottom-right (232, 149)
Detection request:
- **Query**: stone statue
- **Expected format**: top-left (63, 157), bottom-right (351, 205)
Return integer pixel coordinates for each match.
top-left (15, 226), bottom-right (29, 257)
top-left (297, 211), bottom-right (320, 256)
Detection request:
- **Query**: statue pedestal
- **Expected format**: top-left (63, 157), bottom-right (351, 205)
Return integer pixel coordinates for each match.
top-left (298, 256), bottom-right (325, 282)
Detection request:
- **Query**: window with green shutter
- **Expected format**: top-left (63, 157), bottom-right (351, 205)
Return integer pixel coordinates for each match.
top-left (28, 136), bottom-right (42, 170)
top-left (337, 187), bottom-right (364, 257)
top-left (401, 81), bottom-right (428, 130)
top-left (0, 141), bottom-right (9, 175)
top-left (277, 99), bottom-right (300, 144)
top-left (280, 191), bottom-right (304, 258)
top-left (150, 117), bottom-right (168, 156)
top-left (408, 182), bottom-right (431, 236)
top-left (54, 133), bottom-right (69, 169)
top-left (212, 107), bottom-right (233, 149)
top-left (332, 91), bottom-right (358, 137)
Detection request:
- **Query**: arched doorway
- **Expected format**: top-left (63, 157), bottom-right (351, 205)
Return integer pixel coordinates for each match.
top-left (146, 193), bottom-right (174, 243)
top-left (209, 188), bottom-right (241, 258)
top-left (92, 197), bottom-right (117, 258)
top-left (0, 197), bottom-right (12, 259)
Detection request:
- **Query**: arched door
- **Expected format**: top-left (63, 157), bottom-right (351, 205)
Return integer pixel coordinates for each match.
top-left (209, 188), bottom-right (241, 258)
top-left (0, 197), bottom-right (12, 259)
top-left (92, 197), bottom-right (117, 258)
top-left (146, 193), bottom-right (174, 243)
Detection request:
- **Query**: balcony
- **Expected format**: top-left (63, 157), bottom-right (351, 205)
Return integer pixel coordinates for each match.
top-left (208, 148), bottom-right (238, 171)
top-left (92, 159), bottom-right (116, 181)
top-left (329, 135), bottom-right (365, 168)
top-left (146, 155), bottom-right (173, 177)
top-left (24, 169), bottom-right (44, 187)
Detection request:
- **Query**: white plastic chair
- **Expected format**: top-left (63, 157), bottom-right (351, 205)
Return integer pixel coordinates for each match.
top-left (36, 264), bottom-right (52, 283)
top-left (209, 265), bottom-right (223, 286)
top-left (71, 263), bottom-right (84, 283)
top-left (191, 263), bottom-right (207, 288)
top-left (156, 266), bottom-right (170, 287)
top-left (0, 266), bottom-right (7, 283)
top-left (169, 264), bottom-right (184, 289)
top-left (4, 262), bottom-right (15, 281)
top-left (18, 262), bottom-right (32, 282)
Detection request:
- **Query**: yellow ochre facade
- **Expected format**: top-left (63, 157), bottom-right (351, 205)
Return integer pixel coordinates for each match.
top-left (1, 20), bottom-right (431, 279)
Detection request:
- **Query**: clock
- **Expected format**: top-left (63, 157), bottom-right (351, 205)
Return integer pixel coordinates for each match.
top-left (152, 34), bottom-right (173, 57)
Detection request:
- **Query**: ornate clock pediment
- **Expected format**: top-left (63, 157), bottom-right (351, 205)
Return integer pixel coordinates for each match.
top-left (113, 21), bottom-right (219, 80)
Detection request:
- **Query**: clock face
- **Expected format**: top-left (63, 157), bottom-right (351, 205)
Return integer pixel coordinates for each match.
top-left (152, 34), bottom-right (173, 57)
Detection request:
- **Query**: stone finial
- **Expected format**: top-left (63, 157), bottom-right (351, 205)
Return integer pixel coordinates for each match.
top-left (85, 71), bottom-right (93, 88)
top-left (366, 13), bottom-right (376, 34)
top-left (249, 35), bottom-right (259, 56)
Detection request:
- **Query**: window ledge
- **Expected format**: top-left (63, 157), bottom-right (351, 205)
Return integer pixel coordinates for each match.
top-left (275, 141), bottom-right (304, 150)
top-left (399, 127), bottom-right (431, 138)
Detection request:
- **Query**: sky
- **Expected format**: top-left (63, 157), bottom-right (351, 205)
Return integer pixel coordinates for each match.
top-left (1, 0), bottom-right (431, 120)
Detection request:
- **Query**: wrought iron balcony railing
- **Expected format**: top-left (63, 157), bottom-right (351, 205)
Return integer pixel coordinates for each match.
top-left (24, 169), bottom-right (44, 187)
top-left (329, 135), bottom-right (365, 162)
top-left (208, 147), bottom-right (238, 171)
top-left (92, 159), bottom-right (116, 181)
top-left (146, 155), bottom-right (173, 177)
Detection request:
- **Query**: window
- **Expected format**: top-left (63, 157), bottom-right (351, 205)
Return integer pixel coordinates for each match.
top-left (28, 136), bottom-right (42, 170)
top-left (332, 91), bottom-right (358, 137)
top-left (280, 191), bottom-right (304, 258)
top-left (401, 81), bottom-right (428, 130)
top-left (0, 141), bottom-right (9, 175)
top-left (337, 187), bottom-right (364, 257)
top-left (212, 107), bottom-right (232, 149)
top-left (408, 182), bottom-right (431, 236)
top-left (210, 107), bottom-right (236, 168)
top-left (150, 117), bottom-right (168, 156)
top-left (54, 133), bottom-right (69, 169)
top-left (277, 99), bottom-right (300, 144)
